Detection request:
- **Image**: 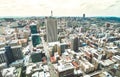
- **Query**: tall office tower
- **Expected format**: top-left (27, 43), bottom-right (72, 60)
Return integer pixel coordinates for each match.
top-left (30, 23), bottom-right (41, 47)
top-left (31, 34), bottom-right (41, 47)
top-left (57, 45), bottom-right (61, 56)
top-left (30, 23), bottom-right (38, 34)
top-left (60, 43), bottom-right (68, 53)
top-left (51, 10), bottom-right (53, 17)
top-left (46, 17), bottom-right (57, 42)
top-left (71, 37), bottom-right (79, 52)
top-left (83, 13), bottom-right (85, 19)
top-left (11, 45), bottom-right (23, 60)
top-left (0, 51), bottom-right (7, 64)
top-left (51, 44), bottom-right (57, 56)
top-left (52, 44), bottom-right (61, 56)
top-left (5, 45), bottom-right (15, 66)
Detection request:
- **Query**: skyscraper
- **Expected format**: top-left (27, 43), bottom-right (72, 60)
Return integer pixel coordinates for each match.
top-left (45, 17), bottom-right (57, 42)
top-left (51, 10), bottom-right (53, 17)
top-left (31, 34), bottom-right (41, 47)
top-left (83, 13), bottom-right (85, 19)
top-left (60, 43), bottom-right (68, 53)
top-left (30, 23), bottom-right (38, 34)
top-left (71, 37), bottom-right (79, 52)
top-left (52, 44), bottom-right (61, 56)
top-left (30, 23), bottom-right (41, 47)
top-left (0, 51), bottom-right (7, 64)
top-left (11, 45), bottom-right (23, 60)
top-left (5, 45), bottom-right (15, 66)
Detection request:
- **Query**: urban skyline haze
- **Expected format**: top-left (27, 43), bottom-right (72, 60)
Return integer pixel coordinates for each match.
top-left (0, 0), bottom-right (120, 17)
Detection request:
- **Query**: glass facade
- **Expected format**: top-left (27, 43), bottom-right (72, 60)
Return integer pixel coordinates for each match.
top-left (30, 25), bottom-right (38, 34)
top-left (31, 52), bottom-right (42, 63)
top-left (32, 35), bottom-right (41, 47)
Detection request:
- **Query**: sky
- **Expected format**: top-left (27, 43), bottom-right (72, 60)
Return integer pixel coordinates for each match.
top-left (0, 0), bottom-right (120, 17)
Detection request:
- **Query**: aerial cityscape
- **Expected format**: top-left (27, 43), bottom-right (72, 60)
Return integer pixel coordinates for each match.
top-left (0, 0), bottom-right (120, 77)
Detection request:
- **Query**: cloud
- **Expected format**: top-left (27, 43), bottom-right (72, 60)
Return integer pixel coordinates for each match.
top-left (0, 0), bottom-right (119, 17)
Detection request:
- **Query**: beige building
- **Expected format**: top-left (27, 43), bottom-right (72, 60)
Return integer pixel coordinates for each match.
top-left (45, 17), bottom-right (57, 42)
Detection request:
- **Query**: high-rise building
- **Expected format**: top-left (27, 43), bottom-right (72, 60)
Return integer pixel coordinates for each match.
top-left (60, 43), bottom-right (68, 53)
top-left (5, 46), bottom-right (15, 66)
top-left (45, 17), bottom-right (57, 42)
top-left (30, 23), bottom-right (41, 47)
top-left (30, 23), bottom-right (38, 34)
top-left (83, 13), bottom-right (85, 19)
top-left (0, 51), bottom-right (7, 64)
top-left (51, 10), bottom-right (53, 17)
top-left (71, 37), bottom-right (79, 52)
top-left (31, 34), bottom-right (41, 47)
top-left (57, 45), bottom-right (61, 56)
top-left (11, 45), bottom-right (23, 60)
top-left (52, 44), bottom-right (61, 56)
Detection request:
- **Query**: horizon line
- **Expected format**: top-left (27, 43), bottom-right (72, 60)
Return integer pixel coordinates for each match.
top-left (0, 16), bottom-right (120, 18)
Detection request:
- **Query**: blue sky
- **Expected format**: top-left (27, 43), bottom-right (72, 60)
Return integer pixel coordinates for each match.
top-left (0, 0), bottom-right (120, 17)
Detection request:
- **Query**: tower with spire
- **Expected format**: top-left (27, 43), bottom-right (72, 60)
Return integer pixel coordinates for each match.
top-left (51, 10), bottom-right (53, 17)
top-left (45, 10), bottom-right (58, 42)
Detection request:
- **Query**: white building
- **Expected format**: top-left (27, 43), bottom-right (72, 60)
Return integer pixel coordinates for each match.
top-left (2, 67), bottom-right (17, 77)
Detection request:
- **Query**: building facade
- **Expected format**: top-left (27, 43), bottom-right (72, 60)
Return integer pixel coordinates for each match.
top-left (5, 46), bottom-right (15, 66)
top-left (0, 51), bottom-right (7, 64)
top-left (30, 23), bottom-right (38, 34)
top-left (71, 37), bottom-right (79, 52)
top-left (31, 34), bottom-right (41, 47)
top-left (46, 17), bottom-right (57, 42)
top-left (11, 45), bottom-right (23, 60)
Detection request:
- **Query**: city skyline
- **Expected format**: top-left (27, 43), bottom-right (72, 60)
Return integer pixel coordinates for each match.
top-left (0, 0), bottom-right (120, 17)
